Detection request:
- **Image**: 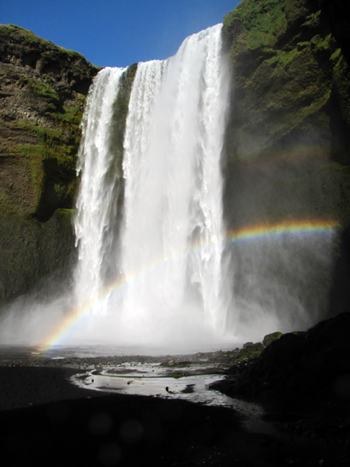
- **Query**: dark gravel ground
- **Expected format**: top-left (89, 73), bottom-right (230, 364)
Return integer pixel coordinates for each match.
top-left (0, 364), bottom-right (347, 466)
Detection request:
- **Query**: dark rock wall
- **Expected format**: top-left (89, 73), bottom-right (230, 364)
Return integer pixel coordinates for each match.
top-left (0, 209), bottom-right (75, 302)
top-left (221, 0), bottom-right (350, 318)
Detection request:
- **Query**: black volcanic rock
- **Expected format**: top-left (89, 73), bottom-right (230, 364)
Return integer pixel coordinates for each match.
top-left (216, 312), bottom-right (350, 404)
top-left (212, 312), bottom-right (350, 462)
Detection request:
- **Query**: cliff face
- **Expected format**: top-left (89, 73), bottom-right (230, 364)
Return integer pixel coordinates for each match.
top-left (223, 0), bottom-right (350, 163)
top-left (221, 0), bottom-right (350, 317)
top-left (0, 24), bottom-right (100, 219)
top-left (222, 0), bottom-right (350, 225)
top-left (0, 24), bottom-right (99, 304)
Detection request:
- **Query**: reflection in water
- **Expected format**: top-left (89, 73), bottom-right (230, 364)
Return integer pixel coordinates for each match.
top-left (72, 363), bottom-right (263, 417)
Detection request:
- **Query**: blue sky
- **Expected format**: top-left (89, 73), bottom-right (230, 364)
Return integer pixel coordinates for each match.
top-left (1, 0), bottom-right (241, 68)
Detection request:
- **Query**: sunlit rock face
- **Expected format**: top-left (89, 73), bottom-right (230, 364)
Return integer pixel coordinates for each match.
top-left (0, 24), bottom-right (100, 219)
top-left (0, 25), bottom-right (99, 304)
top-left (222, 0), bottom-right (350, 165)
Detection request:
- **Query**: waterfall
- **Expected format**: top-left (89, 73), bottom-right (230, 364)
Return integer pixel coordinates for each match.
top-left (74, 67), bottom-right (126, 305)
top-left (0, 25), bottom-right (338, 350)
top-left (71, 24), bottom-right (232, 351)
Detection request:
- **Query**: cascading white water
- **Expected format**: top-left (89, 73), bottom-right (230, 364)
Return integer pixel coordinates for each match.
top-left (74, 67), bottom-right (126, 306)
top-left (72, 24), bottom-right (233, 350)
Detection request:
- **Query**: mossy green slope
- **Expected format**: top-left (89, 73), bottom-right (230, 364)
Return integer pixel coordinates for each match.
top-left (222, 0), bottom-right (350, 163)
top-left (222, 0), bottom-right (350, 228)
top-left (0, 24), bottom-right (101, 220)
top-left (0, 24), bottom-right (101, 303)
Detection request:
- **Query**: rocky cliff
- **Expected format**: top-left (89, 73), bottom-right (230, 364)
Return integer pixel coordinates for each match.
top-left (0, 24), bottom-right (100, 303)
top-left (221, 0), bottom-right (350, 317)
top-left (222, 0), bottom-right (350, 227)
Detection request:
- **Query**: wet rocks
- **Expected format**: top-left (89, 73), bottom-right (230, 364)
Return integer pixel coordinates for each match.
top-left (212, 312), bottom-right (350, 463)
top-left (219, 312), bottom-right (350, 403)
top-left (263, 331), bottom-right (283, 347)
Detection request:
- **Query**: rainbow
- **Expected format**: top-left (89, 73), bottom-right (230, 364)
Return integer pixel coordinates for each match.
top-left (227, 218), bottom-right (339, 244)
top-left (38, 218), bottom-right (340, 353)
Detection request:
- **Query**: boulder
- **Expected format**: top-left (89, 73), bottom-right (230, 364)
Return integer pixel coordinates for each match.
top-left (222, 312), bottom-right (350, 404)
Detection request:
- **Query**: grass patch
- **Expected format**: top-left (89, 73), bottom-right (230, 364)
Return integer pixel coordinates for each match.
top-left (28, 80), bottom-right (60, 106)
top-left (224, 0), bottom-right (287, 51)
top-left (0, 24), bottom-right (100, 72)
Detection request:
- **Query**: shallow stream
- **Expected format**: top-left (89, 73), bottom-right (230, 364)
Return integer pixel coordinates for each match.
top-left (71, 359), bottom-right (264, 419)
top-left (1, 344), bottom-right (291, 437)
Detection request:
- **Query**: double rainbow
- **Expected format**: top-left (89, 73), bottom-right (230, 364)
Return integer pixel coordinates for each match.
top-left (38, 218), bottom-right (339, 353)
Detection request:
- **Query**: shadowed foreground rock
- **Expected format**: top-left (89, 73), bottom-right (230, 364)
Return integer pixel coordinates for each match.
top-left (216, 312), bottom-right (350, 402)
top-left (213, 312), bottom-right (350, 464)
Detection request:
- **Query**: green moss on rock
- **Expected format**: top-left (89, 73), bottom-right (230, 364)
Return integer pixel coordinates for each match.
top-left (4, 115), bottom-right (83, 218)
top-left (222, 0), bottom-right (350, 162)
top-left (226, 342), bottom-right (265, 366)
top-left (27, 79), bottom-right (61, 111)
top-left (0, 23), bottom-right (100, 220)
top-left (0, 24), bottom-right (101, 303)
top-left (222, 0), bottom-right (350, 233)
top-left (0, 209), bottom-right (75, 304)
top-left (263, 331), bottom-right (283, 347)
